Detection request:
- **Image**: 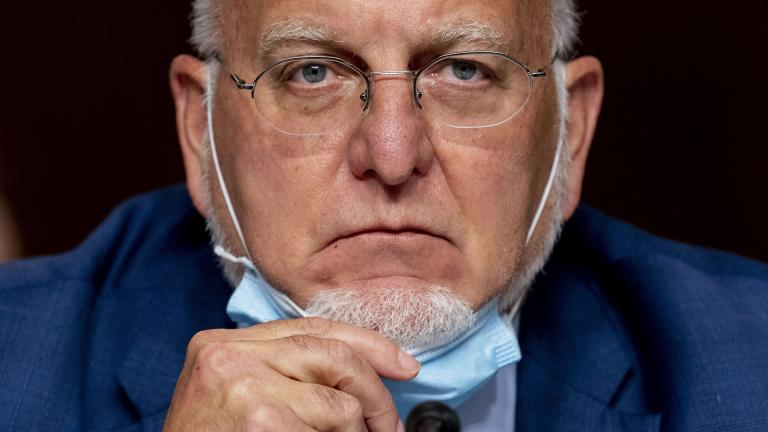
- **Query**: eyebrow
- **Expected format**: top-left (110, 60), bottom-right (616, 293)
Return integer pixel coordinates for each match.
top-left (260, 19), bottom-right (341, 58)
top-left (432, 21), bottom-right (509, 52)
top-left (257, 18), bottom-right (510, 61)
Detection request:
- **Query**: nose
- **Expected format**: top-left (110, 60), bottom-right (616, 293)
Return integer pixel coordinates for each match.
top-left (347, 75), bottom-right (435, 187)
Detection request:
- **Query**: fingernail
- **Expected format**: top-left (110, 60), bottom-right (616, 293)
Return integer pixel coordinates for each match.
top-left (397, 420), bottom-right (405, 432)
top-left (398, 350), bottom-right (420, 374)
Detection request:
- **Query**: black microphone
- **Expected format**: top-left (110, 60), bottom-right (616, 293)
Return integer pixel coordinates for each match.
top-left (405, 401), bottom-right (460, 432)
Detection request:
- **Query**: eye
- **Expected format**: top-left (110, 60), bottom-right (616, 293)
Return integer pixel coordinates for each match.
top-left (451, 61), bottom-right (478, 80)
top-left (428, 58), bottom-right (491, 83)
top-left (300, 64), bottom-right (328, 84)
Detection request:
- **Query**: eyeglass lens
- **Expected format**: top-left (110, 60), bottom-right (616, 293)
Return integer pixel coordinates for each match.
top-left (250, 53), bottom-right (532, 135)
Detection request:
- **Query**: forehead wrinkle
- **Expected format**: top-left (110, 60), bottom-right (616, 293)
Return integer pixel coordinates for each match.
top-left (433, 21), bottom-right (510, 53)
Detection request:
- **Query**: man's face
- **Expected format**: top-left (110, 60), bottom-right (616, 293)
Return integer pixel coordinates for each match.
top-left (205, 0), bottom-right (563, 309)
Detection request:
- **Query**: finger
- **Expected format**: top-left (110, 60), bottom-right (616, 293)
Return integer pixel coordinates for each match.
top-left (236, 400), bottom-right (318, 432)
top-left (191, 318), bottom-right (420, 380)
top-left (262, 336), bottom-right (400, 432)
top-left (257, 318), bottom-right (420, 380)
top-left (164, 391), bottom-right (317, 432)
top-left (265, 377), bottom-right (368, 432)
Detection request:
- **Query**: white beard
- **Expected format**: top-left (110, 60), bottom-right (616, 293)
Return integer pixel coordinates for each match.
top-left (305, 285), bottom-right (475, 351)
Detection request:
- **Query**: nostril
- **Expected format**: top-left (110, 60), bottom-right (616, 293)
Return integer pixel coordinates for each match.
top-left (362, 165), bottom-right (419, 187)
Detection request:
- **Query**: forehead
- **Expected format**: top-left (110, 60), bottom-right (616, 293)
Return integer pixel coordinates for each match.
top-left (222, 0), bottom-right (549, 58)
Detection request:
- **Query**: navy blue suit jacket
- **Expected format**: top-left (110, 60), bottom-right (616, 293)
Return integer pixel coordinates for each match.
top-left (1, 186), bottom-right (766, 431)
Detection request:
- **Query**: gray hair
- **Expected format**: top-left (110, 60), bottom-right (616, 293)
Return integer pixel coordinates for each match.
top-left (189, 0), bottom-right (581, 59)
top-left (550, 0), bottom-right (580, 57)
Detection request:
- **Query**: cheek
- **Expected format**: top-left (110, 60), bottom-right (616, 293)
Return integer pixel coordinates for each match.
top-left (220, 113), bottom-right (347, 273)
top-left (431, 122), bottom-right (549, 293)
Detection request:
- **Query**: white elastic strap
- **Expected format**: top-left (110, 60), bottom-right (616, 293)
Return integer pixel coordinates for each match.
top-left (207, 78), bottom-right (253, 261)
top-left (268, 285), bottom-right (308, 318)
top-left (214, 245), bottom-right (257, 272)
top-left (217, 244), bottom-right (307, 318)
top-left (525, 138), bottom-right (563, 246)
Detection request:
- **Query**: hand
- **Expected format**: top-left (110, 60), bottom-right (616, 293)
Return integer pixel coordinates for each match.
top-left (163, 317), bottom-right (420, 431)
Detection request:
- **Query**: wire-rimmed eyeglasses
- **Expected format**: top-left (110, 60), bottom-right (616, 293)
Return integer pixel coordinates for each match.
top-left (213, 51), bottom-right (552, 135)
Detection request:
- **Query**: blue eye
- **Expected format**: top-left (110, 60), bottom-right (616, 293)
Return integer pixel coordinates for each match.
top-left (302, 64), bottom-right (328, 83)
top-left (451, 61), bottom-right (477, 80)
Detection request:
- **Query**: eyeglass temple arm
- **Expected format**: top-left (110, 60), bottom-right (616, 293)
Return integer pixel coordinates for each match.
top-left (207, 51), bottom-right (256, 91)
top-left (230, 73), bottom-right (255, 90)
top-left (530, 54), bottom-right (561, 79)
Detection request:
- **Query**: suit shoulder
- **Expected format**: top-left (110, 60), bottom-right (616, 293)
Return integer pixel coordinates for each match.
top-left (561, 206), bottom-right (768, 356)
top-left (0, 185), bottom-right (217, 430)
top-left (566, 205), bottom-right (768, 283)
top-left (542, 207), bottom-right (768, 428)
top-left (0, 185), bottom-right (205, 305)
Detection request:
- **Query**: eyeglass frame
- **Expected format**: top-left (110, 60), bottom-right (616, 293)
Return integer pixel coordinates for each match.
top-left (210, 50), bottom-right (557, 132)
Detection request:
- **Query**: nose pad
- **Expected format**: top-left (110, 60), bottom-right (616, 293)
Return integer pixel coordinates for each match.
top-left (359, 71), bottom-right (421, 113)
top-left (361, 78), bottom-right (426, 129)
top-left (359, 89), bottom-right (371, 110)
top-left (348, 74), bottom-right (435, 186)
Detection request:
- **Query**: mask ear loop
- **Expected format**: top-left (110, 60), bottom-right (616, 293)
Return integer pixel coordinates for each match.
top-left (206, 72), bottom-right (255, 264)
top-left (525, 137), bottom-right (563, 246)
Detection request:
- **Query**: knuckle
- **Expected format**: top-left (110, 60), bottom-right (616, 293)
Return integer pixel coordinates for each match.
top-left (282, 334), bottom-right (355, 364)
top-left (227, 376), bottom-right (263, 401)
top-left (338, 392), bottom-right (364, 422)
top-left (187, 329), bottom-right (214, 353)
top-left (194, 340), bottom-right (234, 374)
top-left (296, 316), bottom-right (333, 336)
top-left (322, 338), bottom-right (355, 363)
top-left (243, 403), bottom-right (283, 431)
top-left (284, 334), bottom-right (315, 352)
top-left (187, 329), bottom-right (229, 355)
top-left (283, 335), bottom-right (356, 366)
top-left (313, 387), bottom-right (363, 423)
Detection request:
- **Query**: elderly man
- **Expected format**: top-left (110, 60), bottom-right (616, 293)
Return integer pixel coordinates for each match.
top-left (1, 0), bottom-right (767, 431)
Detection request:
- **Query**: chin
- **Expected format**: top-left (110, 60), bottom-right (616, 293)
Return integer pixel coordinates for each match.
top-left (304, 282), bottom-right (476, 350)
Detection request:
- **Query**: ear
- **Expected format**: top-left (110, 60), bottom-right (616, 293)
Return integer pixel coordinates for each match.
top-left (561, 56), bottom-right (604, 220)
top-left (170, 54), bottom-right (211, 217)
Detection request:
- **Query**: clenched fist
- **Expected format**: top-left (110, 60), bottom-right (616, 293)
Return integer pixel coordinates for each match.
top-left (163, 317), bottom-right (420, 431)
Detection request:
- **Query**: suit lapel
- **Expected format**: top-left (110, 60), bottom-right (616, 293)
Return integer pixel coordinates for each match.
top-left (116, 259), bottom-right (234, 425)
top-left (515, 244), bottom-right (661, 432)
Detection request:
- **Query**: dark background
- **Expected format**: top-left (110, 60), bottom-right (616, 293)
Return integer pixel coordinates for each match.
top-left (0, 1), bottom-right (766, 261)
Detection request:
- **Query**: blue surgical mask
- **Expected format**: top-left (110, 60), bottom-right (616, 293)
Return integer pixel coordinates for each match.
top-left (381, 300), bottom-right (520, 417)
top-left (219, 247), bottom-right (521, 419)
